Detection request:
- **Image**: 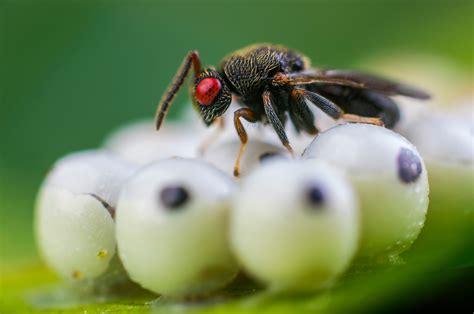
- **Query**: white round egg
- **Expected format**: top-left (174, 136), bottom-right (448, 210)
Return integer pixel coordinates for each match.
top-left (231, 160), bottom-right (359, 291)
top-left (302, 124), bottom-right (429, 262)
top-left (451, 93), bottom-right (474, 125)
top-left (405, 114), bottom-right (473, 165)
top-left (115, 158), bottom-right (238, 297)
top-left (103, 119), bottom-right (204, 165)
top-left (202, 138), bottom-right (291, 177)
top-left (35, 150), bottom-right (136, 281)
top-left (403, 115), bottom-right (473, 250)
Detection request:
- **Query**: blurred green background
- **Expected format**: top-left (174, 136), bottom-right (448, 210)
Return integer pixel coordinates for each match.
top-left (0, 0), bottom-right (472, 311)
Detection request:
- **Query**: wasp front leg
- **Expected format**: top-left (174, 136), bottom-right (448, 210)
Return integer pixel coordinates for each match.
top-left (292, 88), bottom-right (384, 127)
top-left (233, 108), bottom-right (259, 177)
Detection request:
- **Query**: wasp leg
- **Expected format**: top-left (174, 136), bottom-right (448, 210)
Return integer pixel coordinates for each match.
top-left (233, 108), bottom-right (259, 177)
top-left (296, 88), bottom-right (384, 127)
top-left (198, 116), bottom-right (225, 155)
top-left (359, 91), bottom-right (399, 128)
top-left (262, 90), bottom-right (294, 155)
top-left (289, 89), bottom-right (319, 135)
top-left (341, 113), bottom-right (385, 126)
top-left (155, 50), bottom-right (201, 130)
top-left (295, 88), bottom-right (344, 119)
top-left (288, 110), bottom-right (302, 134)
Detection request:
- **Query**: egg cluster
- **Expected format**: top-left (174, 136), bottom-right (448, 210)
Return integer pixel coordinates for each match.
top-left (35, 96), bottom-right (471, 298)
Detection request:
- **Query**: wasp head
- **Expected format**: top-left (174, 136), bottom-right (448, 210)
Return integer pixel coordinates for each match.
top-left (193, 68), bottom-right (232, 126)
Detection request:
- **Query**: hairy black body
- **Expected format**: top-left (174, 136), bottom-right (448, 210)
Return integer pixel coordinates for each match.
top-left (155, 44), bottom-right (430, 176)
top-left (221, 46), bottom-right (304, 127)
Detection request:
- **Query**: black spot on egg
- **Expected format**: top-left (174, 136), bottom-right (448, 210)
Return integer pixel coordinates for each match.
top-left (259, 151), bottom-right (282, 163)
top-left (397, 148), bottom-right (422, 183)
top-left (305, 185), bottom-right (325, 209)
top-left (159, 185), bottom-right (190, 210)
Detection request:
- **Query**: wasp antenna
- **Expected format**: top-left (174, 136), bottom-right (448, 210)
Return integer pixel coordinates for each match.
top-left (155, 50), bottom-right (201, 130)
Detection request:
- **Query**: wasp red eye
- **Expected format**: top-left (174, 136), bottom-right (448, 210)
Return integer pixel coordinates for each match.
top-left (195, 77), bottom-right (221, 106)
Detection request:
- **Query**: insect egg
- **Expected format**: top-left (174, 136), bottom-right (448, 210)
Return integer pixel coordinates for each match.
top-left (35, 150), bottom-right (136, 282)
top-left (116, 158), bottom-right (238, 297)
top-left (302, 124), bottom-right (429, 263)
top-left (103, 119), bottom-right (203, 165)
top-left (202, 138), bottom-right (291, 177)
top-left (231, 160), bottom-right (359, 291)
top-left (402, 114), bottom-right (473, 252)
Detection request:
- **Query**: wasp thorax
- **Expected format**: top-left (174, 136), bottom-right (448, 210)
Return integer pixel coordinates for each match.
top-left (195, 77), bottom-right (221, 106)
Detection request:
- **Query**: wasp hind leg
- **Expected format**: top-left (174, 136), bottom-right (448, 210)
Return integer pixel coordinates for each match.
top-left (341, 113), bottom-right (384, 126)
top-left (294, 88), bottom-right (384, 127)
top-left (356, 90), bottom-right (399, 128)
